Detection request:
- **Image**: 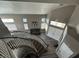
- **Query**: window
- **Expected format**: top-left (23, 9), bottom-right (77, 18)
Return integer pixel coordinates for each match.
top-left (5, 23), bottom-right (17, 31)
top-left (24, 24), bottom-right (28, 30)
top-left (46, 18), bottom-right (49, 24)
top-left (41, 23), bottom-right (48, 31)
top-left (1, 18), bottom-right (17, 31)
top-left (41, 18), bottom-right (46, 22)
top-left (23, 18), bottom-right (28, 30)
top-left (41, 23), bottom-right (46, 29)
top-left (50, 21), bottom-right (65, 28)
top-left (1, 19), bottom-right (14, 23)
top-left (23, 18), bottom-right (27, 22)
top-left (45, 24), bottom-right (48, 31)
top-left (41, 18), bottom-right (48, 31)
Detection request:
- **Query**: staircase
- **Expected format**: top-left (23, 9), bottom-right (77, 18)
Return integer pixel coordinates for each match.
top-left (32, 39), bottom-right (47, 56)
top-left (0, 35), bottom-right (48, 58)
top-left (0, 40), bottom-right (15, 58)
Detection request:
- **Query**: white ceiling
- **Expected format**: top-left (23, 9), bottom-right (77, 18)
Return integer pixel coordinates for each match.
top-left (0, 0), bottom-right (78, 4)
top-left (0, 1), bottom-right (61, 14)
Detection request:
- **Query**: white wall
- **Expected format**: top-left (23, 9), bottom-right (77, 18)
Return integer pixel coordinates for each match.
top-left (47, 5), bottom-right (76, 23)
top-left (0, 14), bottom-right (45, 31)
top-left (69, 5), bottom-right (79, 34)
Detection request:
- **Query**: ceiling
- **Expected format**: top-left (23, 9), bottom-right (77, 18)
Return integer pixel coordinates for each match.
top-left (0, 0), bottom-right (78, 4)
top-left (0, 1), bottom-right (61, 14)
